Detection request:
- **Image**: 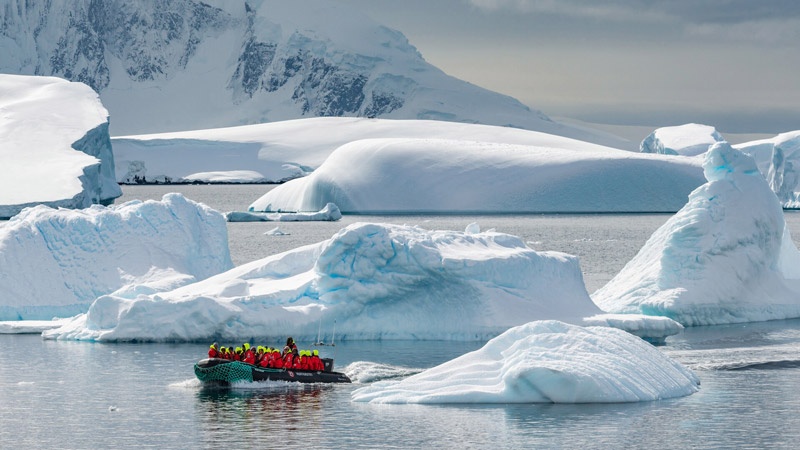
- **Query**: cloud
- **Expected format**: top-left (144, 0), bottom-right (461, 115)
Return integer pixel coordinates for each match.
top-left (467, 0), bottom-right (800, 23)
top-left (686, 17), bottom-right (800, 45)
top-left (466, 0), bottom-right (666, 21)
top-left (466, 0), bottom-right (800, 44)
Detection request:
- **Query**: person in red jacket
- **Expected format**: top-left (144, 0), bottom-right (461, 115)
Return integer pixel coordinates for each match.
top-left (310, 349), bottom-right (324, 371)
top-left (283, 337), bottom-right (298, 355)
top-left (296, 351), bottom-right (308, 370)
top-left (269, 349), bottom-right (283, 368)
top-left (243, 347), bottom-right (255, 365)
top-left (283, 349), bottom-right (296, 369)
top-left (208, 342), bottom-right (220, 359)
top-left (233, 347), bottom-right (243, 361)
top-left (291, 349), bottom-right (302, 369)
top-left (254, 346), bottom-right (265, 366)
top-left (258, 349), bottom-right (271, 368)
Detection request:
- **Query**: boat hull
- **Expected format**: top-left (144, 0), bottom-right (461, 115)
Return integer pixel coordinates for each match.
top-left (194, 358), bottom-right (351, 384)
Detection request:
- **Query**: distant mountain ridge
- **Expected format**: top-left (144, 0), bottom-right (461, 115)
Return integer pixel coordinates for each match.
top-left (0, 0), bottom-right (628, 148)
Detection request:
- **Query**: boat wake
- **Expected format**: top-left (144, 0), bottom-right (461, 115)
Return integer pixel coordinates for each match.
top-left (343, 361), bottom-right (422, 384)
top-left (665, 343), bottom-right (800, 371)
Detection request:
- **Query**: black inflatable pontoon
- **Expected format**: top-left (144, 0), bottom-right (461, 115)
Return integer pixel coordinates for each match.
top-left (194, 358), bottom-right (351, 385)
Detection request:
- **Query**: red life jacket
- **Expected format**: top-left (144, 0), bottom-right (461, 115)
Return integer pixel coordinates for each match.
top-left (233, 352), bottom-right (242, 361)
top-left (310, 355), bottom-right (323, 371)
top-left (270, 353), bottom-right (283, 368)
top-left (283, 353), bottom-right (294, 368)
top-left (208, 348), bottom-right (219, 358)
top-left (243, 350), bottom-right (255, 365)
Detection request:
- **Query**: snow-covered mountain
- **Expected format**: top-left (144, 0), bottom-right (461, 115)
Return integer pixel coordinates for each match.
top-left (0, 0), bottom-right (629, 148)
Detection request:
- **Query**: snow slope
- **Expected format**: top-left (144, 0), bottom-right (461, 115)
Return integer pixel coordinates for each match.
top-left (0, 74), bottom-right (121, 218)
top-left (351, 321), bottom-right (699, 404)
top-left (249, 137), bottom-right (706, 214)
top-left (0, 194), bottom-right (232, 321)
top-left (593, 142), bottom-right (800, 326)
top-left (44, 222), bottom-right (679, 342)
top-left (0, 0), bottom-right (626, 149)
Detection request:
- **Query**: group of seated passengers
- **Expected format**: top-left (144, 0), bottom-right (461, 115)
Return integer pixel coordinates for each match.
top-left (207, 337), bottom-right (325, 371)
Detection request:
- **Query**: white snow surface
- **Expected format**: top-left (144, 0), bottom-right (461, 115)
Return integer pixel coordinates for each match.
top-left (111, 117), bottom-right (641, 185)
top-left (593, 142), bottom-right (800, 326)
top-left (0, 74), bottom-right (121, 218)
top-left (735, 131), bottom-right (800, 208)
top-left (250, 137), bottom-right (706, 213)
top-left (0, 193), bottom-right (232, 321)
top-left (43, 221), bottom-right (679, 342)
top-left (351, 320), bottom-right (700, 404)
top-left (640, 123), bottom-right (725, 156)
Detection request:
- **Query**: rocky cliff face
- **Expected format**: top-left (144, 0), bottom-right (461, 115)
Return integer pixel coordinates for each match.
top-left (1, 0), bottom-right (556, 136)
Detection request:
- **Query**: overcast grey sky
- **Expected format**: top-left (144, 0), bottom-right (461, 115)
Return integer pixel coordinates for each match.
top-left (339, 0), bottom-right (800, 134)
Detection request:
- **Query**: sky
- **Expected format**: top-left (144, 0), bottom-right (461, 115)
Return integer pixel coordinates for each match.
top-left (339, 0), bottom-right (800, 135)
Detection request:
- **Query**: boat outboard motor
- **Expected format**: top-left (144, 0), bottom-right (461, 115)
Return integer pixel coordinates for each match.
top-left (321, 358), bottom-right (334, 372)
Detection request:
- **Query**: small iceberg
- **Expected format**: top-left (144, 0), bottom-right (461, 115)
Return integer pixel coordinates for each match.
top-left (226, 203), bottom-right (341, 222)
top-left (264, 227), bottom-right (289, 236)
top-left (351, 320), bottom-right (700, 404)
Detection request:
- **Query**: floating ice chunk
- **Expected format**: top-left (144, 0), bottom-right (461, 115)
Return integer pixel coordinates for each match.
top-left (640, 123), bottom-right (725, 156)
top-left (227, 203), bottom-right (341, 221)
top-left (351, 320), bottom-right (699, 404)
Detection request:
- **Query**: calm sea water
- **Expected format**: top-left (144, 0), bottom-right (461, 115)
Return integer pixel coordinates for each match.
top-left (2, 185), bottom-right (800, 449)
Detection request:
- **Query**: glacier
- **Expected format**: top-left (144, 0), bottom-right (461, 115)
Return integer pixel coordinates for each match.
top-left (640, 123), bottom-right (725, 156)
top-left (0, 74), bottom-right (121, 218)
top-left (110, 117), bottom-right (641, 185)
top-left (351, 321), bottom-right (699, 404)
top-left (593, 142), bottom-right (800, 326)
top-left (43, 221), bottom-right (679, 343)
top-left (0, 193), bottom-right (232, 321)
top-left (248, 137), bottom-right (706, 214)
top-left (0, 0), bottom-right (626, 149)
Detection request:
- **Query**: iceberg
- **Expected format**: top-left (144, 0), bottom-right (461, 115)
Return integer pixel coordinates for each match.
top-left (0, 74), bottom-right (121, 218)
top-left (249, 138), bottom-right (705, 214)
top-left (593, 142), bottom-right (800, 326)
top-left (44, 221), bottom-right (678, 342)
top-left (640, 123), bottom-right (725, 156)
top-left (225, 203), bottom-right (342, 222)
top-left (0, 193), bottom-right (232, 321)
top-left (351, 320), bottom-right (700, 404)
top-left (735, 131), bottom-right (800, 208)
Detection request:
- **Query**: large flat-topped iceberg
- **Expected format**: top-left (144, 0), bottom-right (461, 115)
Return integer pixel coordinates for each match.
top-left (0, 194), bottom-right (232, 321)
top-left (111, 117), bottom-right (633, 184)
top-left (249, 138), bottom-right (705, 214)
top-left (593, 142), bottom-right (800, 326)
top-left (44, 222), bottom-right (678, 342)
top-left (640, 123), bottom-right (725, 156)
top-left (351, 321), bottom-right (700, 404)
top-left (0, 74), bottom-right (121, 218)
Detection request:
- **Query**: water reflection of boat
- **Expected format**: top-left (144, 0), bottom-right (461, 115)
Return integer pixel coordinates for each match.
top-left (194, 358), bottom-right (352, 385)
